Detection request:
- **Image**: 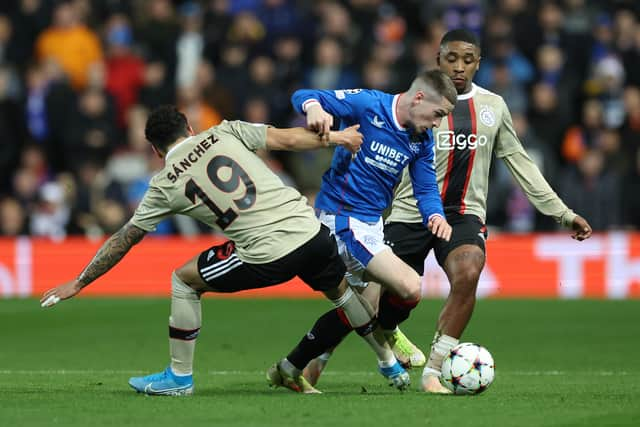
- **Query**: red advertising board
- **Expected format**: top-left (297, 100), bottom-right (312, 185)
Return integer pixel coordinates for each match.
top-left (1, 233), bottom-right (639, 298)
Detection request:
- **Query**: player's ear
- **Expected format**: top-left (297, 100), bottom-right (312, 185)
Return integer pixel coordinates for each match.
top-left (187, 124), bottom-right (195, 136)
top-left (150, 144), bottom-right (163, 158)
top-left (436, 52), bottom-right (441, 66)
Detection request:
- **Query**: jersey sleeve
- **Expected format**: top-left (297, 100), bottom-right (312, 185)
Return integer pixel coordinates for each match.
top-left (129, 183), bottom-right (173, 232)
top-left (502, 151), bottom-right (577, 228)
top-left (408, 140), bottom-right (445, 225)
top-left (219, 120), bottom-right (269, 152)
top-left (491, 97), bottom-right (577, 227)
top-left (494, 98), bottom-right (525, 158)
top-left (291, 88), bottom-right (364, 122)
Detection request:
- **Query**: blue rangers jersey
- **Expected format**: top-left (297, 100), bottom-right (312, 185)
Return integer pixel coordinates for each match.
top-left (292, 88), bottom-right (445, 224)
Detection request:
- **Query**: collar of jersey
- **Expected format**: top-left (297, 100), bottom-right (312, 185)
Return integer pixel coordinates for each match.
top-left (457, 83), bottom-right (478, 100)
top-left (165, 136), bottom-right (194, 159)
top-left (391, 94), bottom-right (407, 131)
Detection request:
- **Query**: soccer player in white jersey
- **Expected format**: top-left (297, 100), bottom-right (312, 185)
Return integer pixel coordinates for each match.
top-left (299, 29), bottom-right (593, 393)
top-left (40, 105), bottom-right (407, 395)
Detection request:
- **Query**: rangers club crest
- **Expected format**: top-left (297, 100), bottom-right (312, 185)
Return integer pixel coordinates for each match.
top-left (409, 143), bottom-right (421, 153)
top-left (479, 105), bottom-right (496, 127)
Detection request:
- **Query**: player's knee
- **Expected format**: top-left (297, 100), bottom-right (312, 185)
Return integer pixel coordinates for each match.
top-left (450, 268), bottom-right (481, 299)
top-left (396, 277), bottom-right (422, 302)
top-left (172, 270), bottom-right (200, 299)
top-left (174, 267), bottom-right (200, 292)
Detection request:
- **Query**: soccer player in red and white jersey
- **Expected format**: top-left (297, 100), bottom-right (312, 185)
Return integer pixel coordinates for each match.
top-left (299, 29), bottom-right (593, 393)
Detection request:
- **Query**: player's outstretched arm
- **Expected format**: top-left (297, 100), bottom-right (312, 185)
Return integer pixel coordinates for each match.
top-left (40, 223), bottom-right (147, 307)
top-left (570, 215), bottom-right (592, 241)
top-left (266, 125), bottom-right (362, 153)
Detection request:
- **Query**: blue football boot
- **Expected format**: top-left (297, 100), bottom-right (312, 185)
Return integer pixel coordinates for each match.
top-left (128, 366), bottom-right (194, 396)
top-left (379, 360), bottom-right (411, 391)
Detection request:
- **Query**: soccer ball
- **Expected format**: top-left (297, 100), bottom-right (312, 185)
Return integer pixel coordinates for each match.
top-left (440, 342), bottom-right (495, 395)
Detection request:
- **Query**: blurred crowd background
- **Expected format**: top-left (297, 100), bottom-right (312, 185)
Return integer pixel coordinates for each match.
top-left (0, 0), bottom-right (638, 239)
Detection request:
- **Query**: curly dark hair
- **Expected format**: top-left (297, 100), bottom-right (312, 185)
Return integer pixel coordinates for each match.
top-left (144, 105), bottom-right (190, 152)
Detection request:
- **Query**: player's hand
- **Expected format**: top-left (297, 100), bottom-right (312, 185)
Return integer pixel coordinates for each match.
top-left (330, 124), bottom-right (363, 154)
top-left (428, 215), bottom-right (452, 242)
top-left (570, 215), bottom-right (592, 241)
top-left (40, 280), bottom-right (83, 308)
top-left (306, 104), bottom-right (333, 143)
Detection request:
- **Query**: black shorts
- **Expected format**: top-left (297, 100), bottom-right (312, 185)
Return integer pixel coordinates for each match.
top-left (196, 224), bottom-right (346, 293)
top-left (384, 214), bottom-right (487, 275)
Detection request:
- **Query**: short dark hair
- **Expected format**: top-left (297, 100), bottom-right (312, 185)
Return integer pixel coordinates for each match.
top-left (144, 105), bottom-right (190, 152)
top-left (414, 69), bottom-right (458, 106)
top-left (440, 29), bottom-right (481, 50)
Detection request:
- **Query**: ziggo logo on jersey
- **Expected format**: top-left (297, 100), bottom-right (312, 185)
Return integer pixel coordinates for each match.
top-left (436, 131), bottom-right (488, 150)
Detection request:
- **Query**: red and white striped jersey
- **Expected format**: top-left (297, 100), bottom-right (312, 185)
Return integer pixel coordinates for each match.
top-left (388, 84), bottom-right (575, 226)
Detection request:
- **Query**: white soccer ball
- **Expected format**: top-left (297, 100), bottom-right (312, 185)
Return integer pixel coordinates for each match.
top-left (440, 342), bottom-right (495, 395)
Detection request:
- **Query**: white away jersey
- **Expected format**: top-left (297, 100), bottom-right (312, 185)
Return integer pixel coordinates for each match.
top-left (130, 120), bottom-right (320, 263)
top-left (389, 84), bottom-right (575, 226)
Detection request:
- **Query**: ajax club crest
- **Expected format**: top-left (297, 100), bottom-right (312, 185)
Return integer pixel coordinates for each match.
top-left (479, 105), bottom-right (496, 127)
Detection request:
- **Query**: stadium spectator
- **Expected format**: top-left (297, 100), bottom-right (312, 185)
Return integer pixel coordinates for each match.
top-left (175, 1), bottom-right (204, 89)
top-left (135, 0), bottom-right (179, 86)
top-left (30, 180), bottom-right (69, 239)
top-left (271, 34), bottom-right (304, 92)
top-left (559, 148), bottom-right (621, 230)
top-left (615, 9), bottom-right (640, 87)
top-left (0, 196), bottom-right (28, 236)
top-left (215, 43), bottom-right (250, 111)
top-left (34, 0), bottom-right (102, 90)
top-left (177, 83), bottom-right (221, 133)
top-left (201, 0), bottom-right (233, 62)
top-left (304, 36), bottom-right (359, 89)
top-left (620, 86), bottom-right (640, 170)
top-left (528, 81), bottom-right (569, 158)
top-left (138, 60), bottom-right (174, 109)
top-left (104, 15), bottom-right (144, 128)
top-left (70, 159), bottom-right (127, 237)
top-left (65, 87), bottom-right (118, 170)
top-left (561, 99), bottom-right (606, 163)
top-left (24, 61), bottom-right (49, 143)
top-left (622, 147), bottom-right (640, 229)
top-left (475, 25), bottom-right (534, 87)
top-left (0, 67), bottom-right (27, 191)
top-left (4, 0), bottom-right (50, 69)
top-left (246, 55), bottom-right (289, 123)
top-left (256, 0), bottom-right (305, 44)
top-left (194, 60), bottom-right (235, 119)
top-left (440, 0), bottom-right (484, 36)
top-left (488, 59), bottom-right (527, 114)
top-left (316, 1), bottom-right (359, 55)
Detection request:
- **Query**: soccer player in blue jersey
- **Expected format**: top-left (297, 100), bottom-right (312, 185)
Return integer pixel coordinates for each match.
top-left (268, 69), bottom-right (457, 391)
top-left (298, 29), bottom-right (593, 394)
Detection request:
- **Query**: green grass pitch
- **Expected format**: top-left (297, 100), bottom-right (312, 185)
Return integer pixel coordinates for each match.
top-left (1, 298), bottom-right (639, 427)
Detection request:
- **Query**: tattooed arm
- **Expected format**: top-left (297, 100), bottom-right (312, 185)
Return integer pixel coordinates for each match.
top-left (77, 223), bottom-right (147, 286)
top-left (40, 223), bottom-right (147, 307)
